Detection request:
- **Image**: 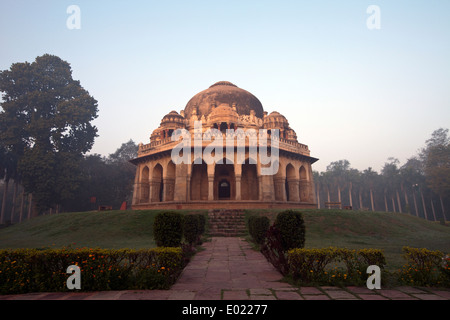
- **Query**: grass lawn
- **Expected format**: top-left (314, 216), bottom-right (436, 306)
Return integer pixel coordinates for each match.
top-left (245, 209), bottom-right (450, 271)
top-left (0, 210), bottom-right (205, 250)
top-left (0, 208), bottom-right (448, 272)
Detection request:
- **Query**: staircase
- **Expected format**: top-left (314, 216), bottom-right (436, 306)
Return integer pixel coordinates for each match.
top-left (208, 209), bottom-right (247, 237)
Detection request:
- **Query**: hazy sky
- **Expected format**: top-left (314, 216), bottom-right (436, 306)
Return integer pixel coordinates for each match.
top-left (1, 0), bottom-right (449, 173)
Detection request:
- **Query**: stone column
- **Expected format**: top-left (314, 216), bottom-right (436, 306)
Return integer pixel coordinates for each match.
top-left (273, 177), bottom-right (286, 201)
top-left (234, 163), bottom-right (242, 201)
top-left (132, 165), bottom-right (140, 205)
top-left (287, 178), bottom-right (300, 202)
top-left (208, 176), bottom-right (214, 201)
top-left (235, 175), bottom-right (241, 200)
top-left (163, 178), bottom-right (175, 202)
top-left (207, 163), bottom-right (215, 201)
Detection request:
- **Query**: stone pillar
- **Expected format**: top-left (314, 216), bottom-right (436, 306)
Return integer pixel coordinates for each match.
top-left (273, 177), bottom-right (286, 201)
top-left (132, 166), bottom-right (140, 205)
top-left (207, 163), bottom-right (215, 201)
top-left (299, 180), bottom-right (310, 202)
top-left (208, 176), bottom-right (214, 201)
top-left (235, 175), bottom-right (241, 200)
top-left (163, 178), bottom-right (175, 202)
top-left (287, 178), bottom-right (300, 202)
top-left (234, 163), bottom-right (242, 201)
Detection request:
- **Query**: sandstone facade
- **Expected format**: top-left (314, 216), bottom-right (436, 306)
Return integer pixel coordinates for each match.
top-left (130, 81), bottom-right (318, 210)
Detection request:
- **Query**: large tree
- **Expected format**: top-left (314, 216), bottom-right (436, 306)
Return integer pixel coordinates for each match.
top-left (0, 54), bottom-right (98, 213)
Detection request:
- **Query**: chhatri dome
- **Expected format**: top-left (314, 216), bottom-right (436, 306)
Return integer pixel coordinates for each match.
top-left (130, 81), bottom-right (318, 210)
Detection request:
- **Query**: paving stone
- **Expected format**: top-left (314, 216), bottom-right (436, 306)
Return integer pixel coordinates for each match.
top-left (299, 287), bottom-right (323, 295)
top-left (168, 290), bottom-right (196, 300)
top-left (411, 294), bottom-right (447, 300)
top-left (249, 288), bottom-right (272, 295)
top-left (324, 290), bottom-right (358, 300)
top-left (303, 295), bottom-right (330, 300)
top-left (223, 290), bottom-right (249, 300)
top-left (429, 290), bottom-right (450, 299)
top-left (377, 289), bottom-right (414, 299)
top-left (357, 294), bottom-right (389, 300)
top-left (274, 291), bottom-right (303, 300)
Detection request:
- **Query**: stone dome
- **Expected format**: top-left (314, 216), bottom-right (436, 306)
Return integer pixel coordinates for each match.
top-left (184, 81), bottom-right (264, 120)
top-left (263, 111), bottom-right (289, 129)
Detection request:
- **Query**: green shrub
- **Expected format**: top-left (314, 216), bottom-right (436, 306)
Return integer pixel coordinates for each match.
top-left (197, 214), bottom-right (206, 236)
top-left (274, 210), bottom-right (305, 251)
top-left (184, 214), bottom-right (200, 245)
top-left (287, 247), bottom-right (386, 286)
top-left (183, 214), bottom-right (206, 246)
top-left (153, 211), bottom-right (184, 247)
top-left (0, 247), bottom-right (184, 294)
top-left (397, 247), bottom-right (447, 286)
top-left (248, 216), bottom-right (270, 244)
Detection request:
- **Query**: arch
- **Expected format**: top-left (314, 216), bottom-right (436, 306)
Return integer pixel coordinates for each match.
top-left (152, 163), bottom-right (163, 202)
top-left (273, 160), bottom-right (284, 201)
top-left (165, 161), bottom-right (176, 201)
top-left (218, 179), bottom-right (231, 199)
top-left (214, 158), bottom-right (235, 200)
top-left (285, 163), bottom-right (296, 201)
top-left (190, 159), bottom-right (208, 200)
top-left (140, 166), bottom-right (150, 203)
top-left (241, 158), bottom-right (258, 200)
top-left (299, 165), bottom-right (309, 202)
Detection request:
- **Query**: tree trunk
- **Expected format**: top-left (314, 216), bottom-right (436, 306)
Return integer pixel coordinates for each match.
top-left (10, 180), bottom-right (18, 223)
top-left (405, 189), bottom-right (411, 210)
top-left (370, 189), bottom-right (374, 211)
top-left (316, 183), bottom-right (320, 209)
top-left (348, 182), bottom-right (353, 208)
top-left (440, 195), bottom-right (446, 222)
top-left (396, 190), bottom-right (402, 213)
top-left (420, 190), bottom-right (428, 220)
top-left (391, 196), bottom-right (396, 213)
top-left (384, 190), bottom-right (388, 212)
top-left (1, 178), bottom-right (9, 224)
top-left (359, 189), bottom-right (363, 210)
top-left (27, 193), bottom-right (33, 220)
top-left (337, 185), bottom-right (342, 209)
top-left (413, 191), bottom-right (419, 217)
top-left (19, 189), bottom-right (24, 223)
top-left (430, 199), bottom-right (436, 221)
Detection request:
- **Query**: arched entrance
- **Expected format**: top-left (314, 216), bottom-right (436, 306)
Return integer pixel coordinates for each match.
top-left (152, 164), bottom-right (163, 202)
top-left (218, 179), bottom-right (231, 199)
top-left (214, 159), bottom-right (235, 200)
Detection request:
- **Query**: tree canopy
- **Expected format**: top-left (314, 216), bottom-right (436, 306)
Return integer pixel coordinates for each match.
top-left (0, 54), bottom-right (98, 213)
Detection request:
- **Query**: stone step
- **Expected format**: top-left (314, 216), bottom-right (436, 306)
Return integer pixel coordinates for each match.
top-left (207, 209), bottom-right (247, 237)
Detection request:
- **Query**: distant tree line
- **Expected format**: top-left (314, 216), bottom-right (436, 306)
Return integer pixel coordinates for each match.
top-left (314, 128), bottom-right (449, 222)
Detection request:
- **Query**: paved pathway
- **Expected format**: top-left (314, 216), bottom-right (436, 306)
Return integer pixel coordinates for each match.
top-left (1, 237), bottom-right (449, 300)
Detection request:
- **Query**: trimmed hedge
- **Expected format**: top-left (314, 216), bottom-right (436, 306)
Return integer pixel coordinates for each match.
top-left (153, 211), bottom-right (184, 247)
top-left (0, 247), bottom-right (184, 295)
top-left (287, 247), bottom-right (386, 286)
top-left (274, 210), bottom-right (305, 251)
top-left (398, 247), bottom-right (449, 287)
top-left (184, 214), bottom-right (206, 245)
top-left (248, 216), bottom-right (270, 244)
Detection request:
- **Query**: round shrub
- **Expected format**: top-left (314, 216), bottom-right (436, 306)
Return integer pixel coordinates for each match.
top-left (274, 210), bottom-right (305, 251)
top-left (183, 214), bottom-right (200, 245)
top-left (248, 215), bottom-right (270, 244)
top-left (153, 211), bottom-right (184, 247)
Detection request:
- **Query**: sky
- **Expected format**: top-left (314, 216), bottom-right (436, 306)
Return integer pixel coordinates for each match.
top-left (0, 0), bottom-right (449, 173)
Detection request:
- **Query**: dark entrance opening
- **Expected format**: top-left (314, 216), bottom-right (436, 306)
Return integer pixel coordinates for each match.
top-left (218, 179), bottom-right (231, 199)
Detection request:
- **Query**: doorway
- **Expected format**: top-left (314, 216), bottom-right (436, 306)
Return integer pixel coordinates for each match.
top-left (218, 179), bottom-right (231, 199)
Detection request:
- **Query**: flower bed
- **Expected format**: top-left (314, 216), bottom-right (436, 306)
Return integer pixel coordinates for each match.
top-left (0, 247), bottom-right (184, 294)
